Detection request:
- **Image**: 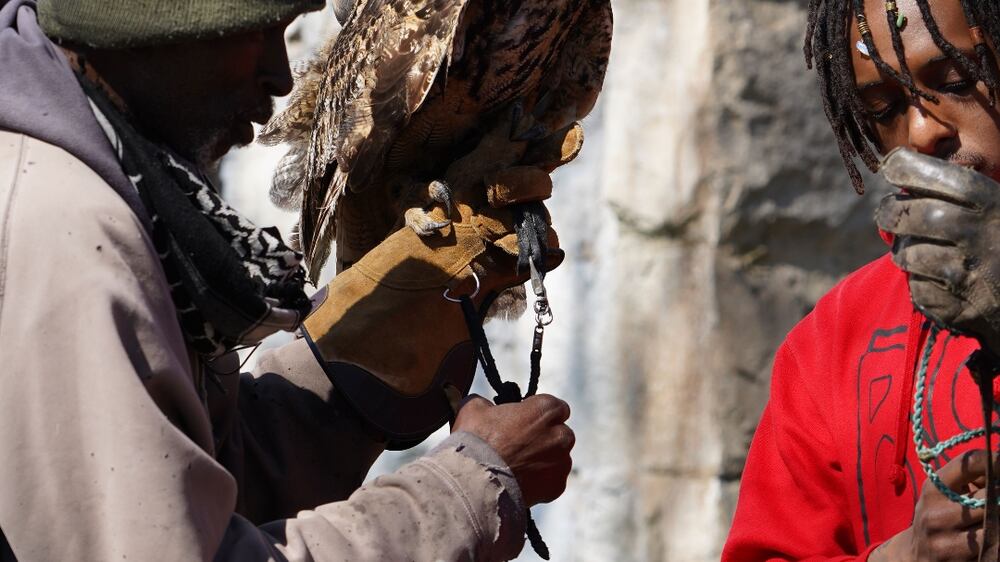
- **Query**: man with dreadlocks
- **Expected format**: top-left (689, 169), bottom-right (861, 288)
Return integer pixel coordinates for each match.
top-left (724, 1), bottom-right (1000, 561)
top-left (0, 0), bottom-right (575, 560)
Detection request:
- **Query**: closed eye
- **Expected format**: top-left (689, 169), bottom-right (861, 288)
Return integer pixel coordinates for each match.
top-left (939, 79), bottom-right (977, 96)
top-left (868, 99), bottom-right (905, 123)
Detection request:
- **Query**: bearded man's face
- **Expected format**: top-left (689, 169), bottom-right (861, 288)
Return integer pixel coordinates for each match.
top-left (85, 22), bottom-right (294, 168)
top-left (851, 0), bottom-right (1000, 181)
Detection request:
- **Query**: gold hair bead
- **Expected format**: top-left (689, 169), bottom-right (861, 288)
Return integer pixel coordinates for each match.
top-left (887, 2), bottom-right (907, 29)
top-left (855, 14), bottom-right (872, 59)
top-left (857, 17), bottom-right (871, 37)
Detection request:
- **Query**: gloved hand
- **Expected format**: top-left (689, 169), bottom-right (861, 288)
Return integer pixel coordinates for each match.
top-left (302, 116), bottom-right (584, 448)
top-left (875, 148), bottom-right (1000, 353)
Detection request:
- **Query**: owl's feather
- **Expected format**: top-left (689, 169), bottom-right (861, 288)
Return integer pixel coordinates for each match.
top-left (267, 0), bottom-right (469, 278)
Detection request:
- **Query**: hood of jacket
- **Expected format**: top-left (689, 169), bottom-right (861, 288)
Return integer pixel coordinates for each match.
top-left (0, 0), bottom-right (145, 224)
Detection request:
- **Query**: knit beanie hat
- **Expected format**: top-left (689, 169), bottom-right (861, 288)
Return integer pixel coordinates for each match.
top-left (37, 0), bottom-right (327, 49)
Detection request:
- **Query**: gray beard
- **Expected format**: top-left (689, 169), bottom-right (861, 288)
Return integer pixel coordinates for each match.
top-left (192, 128), bottom-right (234, 171)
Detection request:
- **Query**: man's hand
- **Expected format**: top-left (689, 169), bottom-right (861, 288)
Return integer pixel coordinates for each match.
top-left (871, 450), bottom-right (994, 561)
top-left (452, 394), bottom-right (575, 507)
top-left (876, 148), bottom-right (1000, 353)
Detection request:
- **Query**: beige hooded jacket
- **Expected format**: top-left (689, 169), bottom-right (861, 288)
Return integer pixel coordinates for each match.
top-left (0, 130), bottom-right (527, 560)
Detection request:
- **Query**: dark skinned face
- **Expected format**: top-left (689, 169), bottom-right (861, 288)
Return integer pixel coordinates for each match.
top-left (83, 22), bottom-right (295, 168)
top-left (851, 0), bottom-right (1000, 181)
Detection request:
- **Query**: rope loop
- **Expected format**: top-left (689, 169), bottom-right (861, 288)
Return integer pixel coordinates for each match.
top-left (913, 325), bottom-right (1000, 508)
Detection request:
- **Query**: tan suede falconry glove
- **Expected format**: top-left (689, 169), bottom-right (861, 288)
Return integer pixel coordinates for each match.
top-left (302, 115), bottom-right (584, 447)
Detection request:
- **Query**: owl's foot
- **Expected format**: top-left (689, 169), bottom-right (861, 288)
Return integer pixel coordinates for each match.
top-left (512, 200), bottom-right (550, 276)
top-left (404, 180), bottom-right (453, 236)
top-left (509, 100), bottom-right (551, 142)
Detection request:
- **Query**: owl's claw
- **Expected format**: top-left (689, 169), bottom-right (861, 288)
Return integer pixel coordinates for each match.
top-left (512, 123), bottom-right (550, 142)
top-left (512, 201), bottom-right (550, 276)
top-left (510, 100), bottom-right (527, 137)
top-left (533, 89), bottom-right (555, 118)
top-left (428, 180), bottom-right (453, 216)
top-left (405, 208), bottom-right (452, 236)
top-left (404, 180), bottom-right (453, 236)
top-left (509, 100), bottom-right (550, 142)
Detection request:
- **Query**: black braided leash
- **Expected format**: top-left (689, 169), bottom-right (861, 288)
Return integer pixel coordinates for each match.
top-left (968, 347), bottom-right (1000, 562)
top-left (458, 294), bottom-right (550, 559)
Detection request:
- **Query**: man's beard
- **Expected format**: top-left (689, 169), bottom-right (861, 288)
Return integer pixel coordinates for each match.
top-left (192, 128), bottom-right (232, 172)
top-left (186, 97), bottom-right (276, 170)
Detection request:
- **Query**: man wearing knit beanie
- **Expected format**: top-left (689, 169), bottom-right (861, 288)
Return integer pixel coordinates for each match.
top-left (0, 0), bottom-right (574, 560)
top-left (39, 0), bottom-right (326, 168)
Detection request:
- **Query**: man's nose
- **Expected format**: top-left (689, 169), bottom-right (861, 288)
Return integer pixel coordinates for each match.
top-left (258, 28), bottom-right (294, 97)
top-left (906, 101), bottom-right (958, 158)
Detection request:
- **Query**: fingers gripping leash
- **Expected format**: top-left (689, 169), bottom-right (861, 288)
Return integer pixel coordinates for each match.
top-left (444, 268), bottom-right (554, 559)
top-left (913, 326), bottom-right (1000, 561)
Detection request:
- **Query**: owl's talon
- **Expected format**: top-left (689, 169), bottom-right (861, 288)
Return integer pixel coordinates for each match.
top-left (533, 89), bottom-right (555, 118)
top-left (513, 201), bottom-right (550, 276)
top-left (512, 123), bottom-right (550, 142)
top-left (405, 207), bottom-right (452, 236)
top-left (510, 100), bottom-right (526, 138)
top-left (428, 180), bottom-right (453, 217)
top-left (509, 98), bottom-right (548, 142)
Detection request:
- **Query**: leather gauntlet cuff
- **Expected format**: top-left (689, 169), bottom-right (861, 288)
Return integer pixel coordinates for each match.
top-left (303, 331), bottom-right (477, 449)
top-left (301, 222), bottom-right (500, 449)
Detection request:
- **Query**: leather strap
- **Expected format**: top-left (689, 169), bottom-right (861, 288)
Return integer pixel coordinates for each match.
top-left (968, 348), bottom-right (1000, 562)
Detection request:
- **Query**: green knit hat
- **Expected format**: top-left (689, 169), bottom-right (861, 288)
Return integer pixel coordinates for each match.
top-left (37, 0), bottom-right (327, 49)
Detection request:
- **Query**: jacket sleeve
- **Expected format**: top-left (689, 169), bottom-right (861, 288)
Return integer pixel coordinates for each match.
top-left (216, 432), bottom-right (528, 562)
top-left (209, 338), bottom-right (390, 523)
top-left (208, 329), bottom-right (529, 561)
top-left (722, 343), bottom-right (882, 561)
top-left (212, 339), bottom-right (529, 562)
top-left (0, 134), bottom-right (526, 562)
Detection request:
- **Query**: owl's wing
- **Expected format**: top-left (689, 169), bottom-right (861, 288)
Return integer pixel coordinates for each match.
top-left (256, 28), bottom-right (338, 211)
top-left (274, 0), bottom-right (468, 278)
top-left (328, 0), bottom-right (469, 193)
top-left (538, 0), bottom-right (613, 131)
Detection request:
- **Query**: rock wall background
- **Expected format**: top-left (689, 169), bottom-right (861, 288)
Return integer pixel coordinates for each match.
top-left (221, 1), bottom-right (893, 560)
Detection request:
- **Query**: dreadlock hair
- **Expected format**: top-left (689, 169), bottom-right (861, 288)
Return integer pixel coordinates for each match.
top-left (805, 0), bottom-right (1000, 193)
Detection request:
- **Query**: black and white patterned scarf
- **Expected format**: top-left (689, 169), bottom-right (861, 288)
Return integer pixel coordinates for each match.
top-left (79, 76), bottom-right (312, 357)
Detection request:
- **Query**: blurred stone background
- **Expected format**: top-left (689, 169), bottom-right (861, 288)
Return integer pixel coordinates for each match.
top-left (221, 0), bottom-right (892, 560)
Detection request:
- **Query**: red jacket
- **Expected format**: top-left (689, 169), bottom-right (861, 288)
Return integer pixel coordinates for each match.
top-left (723, 253), bottom-right (997, 561)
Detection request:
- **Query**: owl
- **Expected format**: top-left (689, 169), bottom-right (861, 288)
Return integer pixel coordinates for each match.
top-left (260, 0), bottom-right (613, 282)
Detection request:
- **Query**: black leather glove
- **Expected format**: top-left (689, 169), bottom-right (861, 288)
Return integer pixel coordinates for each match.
top-left (876, 147), bottom-right (1000, 352)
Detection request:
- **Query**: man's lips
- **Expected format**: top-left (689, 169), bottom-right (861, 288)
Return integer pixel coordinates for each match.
top-left (247, 99), bottom-right (275, 126)
top-left (235, 107), bottom-right (273, 145)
